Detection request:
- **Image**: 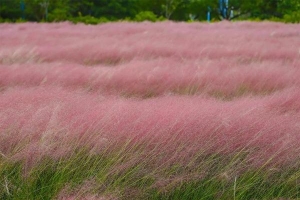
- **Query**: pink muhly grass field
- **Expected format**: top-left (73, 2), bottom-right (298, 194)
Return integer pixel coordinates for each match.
top-left (0, 21), bottom-right (300, 182)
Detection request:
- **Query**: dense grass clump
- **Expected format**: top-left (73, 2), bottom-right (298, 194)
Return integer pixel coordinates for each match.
top-left (0, 21), bottom-right (300, 199)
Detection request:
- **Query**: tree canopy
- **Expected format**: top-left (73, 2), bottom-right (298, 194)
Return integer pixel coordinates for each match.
top-left (0, 0), bottom-right (299, 23)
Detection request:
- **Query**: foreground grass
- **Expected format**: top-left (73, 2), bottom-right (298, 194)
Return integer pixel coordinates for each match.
top-left (1, 146), bottom-right (300, 200)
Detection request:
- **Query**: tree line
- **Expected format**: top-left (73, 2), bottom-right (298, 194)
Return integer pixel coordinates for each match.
top-left (0, 0), bottom-right (299, 23)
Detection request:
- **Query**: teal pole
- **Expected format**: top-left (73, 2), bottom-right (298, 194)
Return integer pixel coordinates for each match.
top-left (20, 0), bottom-right (25, 19)
top-left (207, 6), bottom-right (211, 22)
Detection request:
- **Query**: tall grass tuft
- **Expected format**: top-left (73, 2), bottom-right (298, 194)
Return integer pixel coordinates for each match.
top-left (0, 21), bottom-right (300, 199)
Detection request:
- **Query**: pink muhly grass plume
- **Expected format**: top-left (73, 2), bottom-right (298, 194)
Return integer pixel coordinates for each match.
top-left (1, 21), bottom-right (299, 98)
top-left (1, 58), bottom-right (300, 98)
top-left (1, 86), bottom-right (300, 170)
top-left (0, 21), bottom-right (300, 174)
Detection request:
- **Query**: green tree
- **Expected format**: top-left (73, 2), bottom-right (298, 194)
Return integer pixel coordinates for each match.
top-left (0, 0), bottom-right (22, 20)
top-left (137, 0), bottom-right (164, 17)
top-left (91, 0), bottom-right (139, 20)
top-left (137, 0), bottom-right (191, 21)
top-left (185, 0), bottom-right (218, 21)
top-left (1, 0), bottom-right (300, 23)
top-left (278, 0), bottom-right (300, 14)
top-left (69, 0), bottom-right (93, 16)
top-left (162, 0), bottom-right (186, 19)
top-left (47, 0), bottom-right (71, 21)
top-left (23, 0), bottom-right (45, 21)
top-left (278, 0), bottom-right (300, 22)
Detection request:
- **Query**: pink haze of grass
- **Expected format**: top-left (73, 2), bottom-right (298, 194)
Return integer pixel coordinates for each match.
top-left (0, 21), bottom-right (300, 171)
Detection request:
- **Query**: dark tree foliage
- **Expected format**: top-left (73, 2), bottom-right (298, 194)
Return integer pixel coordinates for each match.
top-left (91, 0), bottom-right (139, 19)
top-left (0, 0), bottom-right (21, 20)
top-left (0, 0), bottom-right (299, 22)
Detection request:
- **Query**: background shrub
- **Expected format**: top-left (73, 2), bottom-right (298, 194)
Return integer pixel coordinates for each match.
top-left (134, 11), bottom-right (162, 22)
top-left (283, 11), bottom-right (300, 23)
top-left (70, 15), bottom-right (109, 25)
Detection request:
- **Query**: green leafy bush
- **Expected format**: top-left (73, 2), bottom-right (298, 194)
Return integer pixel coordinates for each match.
top-left (0, 17), bottom-right (12, 23)
top-left (247, 17), bottom-right (262, 22)
top-left (283, 11), bottom-right (300, 23)
top-left (134, 11), bottom-right (164, 22)
top-left (70, 15), bottom-right (109, 25)
top-left (269, 17), bottom-right (284, 22)
top-left (48, 8), bottom-right (70, 22)
top-left (14, 18), bottom-right (27, 23)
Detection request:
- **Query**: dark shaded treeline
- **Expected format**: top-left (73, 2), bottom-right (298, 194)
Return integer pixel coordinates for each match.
top-left (0, 0), bottom-right (299, 22)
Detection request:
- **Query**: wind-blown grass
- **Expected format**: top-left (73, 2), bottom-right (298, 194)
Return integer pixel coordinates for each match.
top-left (0, 21), bottom-right (300, 199)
